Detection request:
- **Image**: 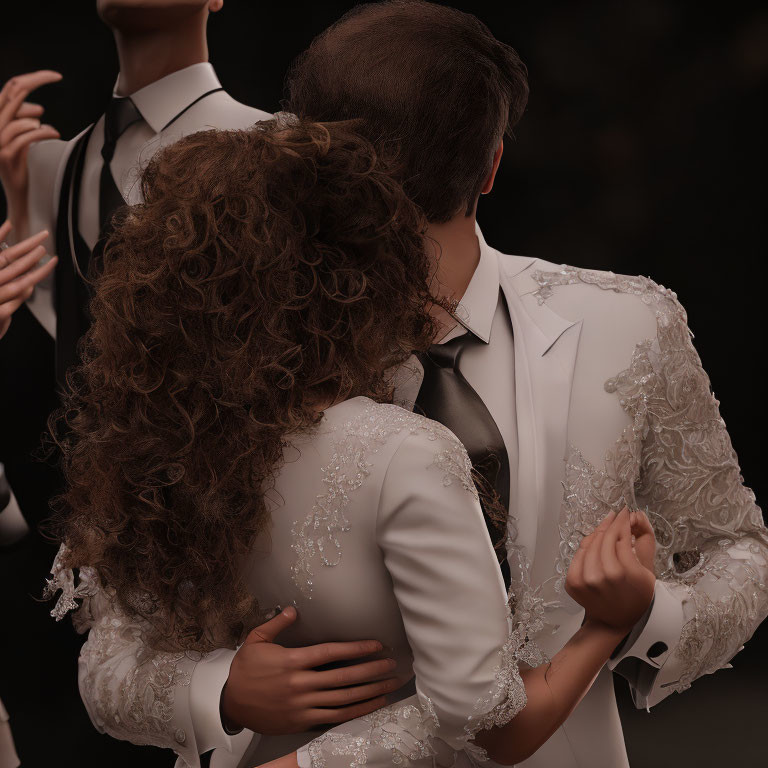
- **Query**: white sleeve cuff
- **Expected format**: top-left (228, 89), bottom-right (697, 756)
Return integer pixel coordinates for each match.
top-left (607, 580), bottom-right (688, 709)
top-left (0, 486), bottom-right (29, 546)
top-left (607, 580), bottom-right (685, 672)
top-left (188, 647), bottom-right (250, 755)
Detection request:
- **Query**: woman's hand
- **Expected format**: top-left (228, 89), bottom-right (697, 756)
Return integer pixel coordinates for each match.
top-left (0, 220), bottom-right (56, 338)
top-left (565, 507), bottom-right (656, 634)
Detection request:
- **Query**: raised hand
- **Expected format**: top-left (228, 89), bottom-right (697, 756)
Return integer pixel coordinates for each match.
top-left (0, 220), bottom-right (57, 338)
top-left (0, 70), bottom-right (62, 236)
top-left (565, 507), bottom-right (656, 633)
top-left (221, 605), bottom-right (402, 734)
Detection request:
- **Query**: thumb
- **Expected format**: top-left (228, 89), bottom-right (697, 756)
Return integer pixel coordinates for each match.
top-left (246, 605), bottom-right (297, 644)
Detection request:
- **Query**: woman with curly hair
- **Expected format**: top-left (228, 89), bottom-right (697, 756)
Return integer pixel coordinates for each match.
top-left (44, 116), bottom-right (653, 768)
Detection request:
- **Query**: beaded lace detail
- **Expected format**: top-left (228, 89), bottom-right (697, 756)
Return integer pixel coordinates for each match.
top-left (299, 401), bottom-right (530, 767)
top-left (308, 699), bottom-right (441, 768)
top-left (45, 546), bottom-right (194, 751)
top-left (532, 265), bottom-right (768, 693)
top-left (44, 545), bottom-right (99, 621)
top-left (291, 400), bottom-right (479, 598)
top-left (306, 604), bottom-right (530, 768)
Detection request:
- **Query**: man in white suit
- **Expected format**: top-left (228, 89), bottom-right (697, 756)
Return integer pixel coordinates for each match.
top-left (0, 1), bottom-right (406, 763)
top-left (48, 3), bottom-right (768, 768)
top-left (34, 2), bottom-right (768, 768)
top-left (279, 3), bottom-right (768, 767)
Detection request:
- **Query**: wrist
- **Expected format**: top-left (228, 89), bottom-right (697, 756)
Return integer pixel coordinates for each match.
top-left (219, 681), bottom-right (244, 734)
top-left (581, 617), bottom-right (633, 643)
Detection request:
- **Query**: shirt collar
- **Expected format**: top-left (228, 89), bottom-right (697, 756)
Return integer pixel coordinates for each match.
top-left (450, 224), bottom-right (500, 344)
top-left (112, 62), bottom-right (222, 135)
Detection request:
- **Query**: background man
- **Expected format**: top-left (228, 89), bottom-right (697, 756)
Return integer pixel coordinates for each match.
top-left (0, 3), bottom-right (399, 765)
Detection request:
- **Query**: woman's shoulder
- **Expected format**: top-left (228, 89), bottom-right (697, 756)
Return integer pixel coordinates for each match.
top-left (326, 396), bottom-right (466, 454)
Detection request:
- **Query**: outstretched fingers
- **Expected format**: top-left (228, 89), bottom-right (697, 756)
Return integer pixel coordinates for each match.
top-left (306, 657), bottom-right (397, 689)
top-left (0, 71), bottom-right (62, 127)
top-left (307, 696), bottom-right (390, 726)
top-left (287, 640), bottom-right (385, 670)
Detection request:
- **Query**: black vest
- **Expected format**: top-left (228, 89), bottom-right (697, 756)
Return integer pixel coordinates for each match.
top-left (52, 87), bottom-right (225, 391)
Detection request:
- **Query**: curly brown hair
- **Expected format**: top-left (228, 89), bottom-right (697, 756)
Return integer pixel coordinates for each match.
top-left (46, 117), bottom-right (440, 651)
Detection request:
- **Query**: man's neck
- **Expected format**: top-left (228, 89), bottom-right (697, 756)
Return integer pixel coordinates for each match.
top-left (113, 20), bottom-right (209, 96)
top-left (425, 212), bottom-right (481, 340)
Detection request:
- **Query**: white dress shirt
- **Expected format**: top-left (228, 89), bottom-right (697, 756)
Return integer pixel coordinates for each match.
top-left (393, 228), bottom-right (530, 556)
top-left (78, 62), bottom-right (224, 248)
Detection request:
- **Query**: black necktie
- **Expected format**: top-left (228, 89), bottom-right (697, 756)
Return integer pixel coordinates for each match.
top-left (414, 331), bottom-right (512, 589)
top-left (99, 96), bottom-right (142, 233)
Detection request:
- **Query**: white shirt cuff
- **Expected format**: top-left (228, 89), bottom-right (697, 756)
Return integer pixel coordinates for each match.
top-left (188, 647), bottom-right (247, 755)
top-left (607, 580), bottom-right (685, 672)
top-left (0, 488), bottom-right (29, 546)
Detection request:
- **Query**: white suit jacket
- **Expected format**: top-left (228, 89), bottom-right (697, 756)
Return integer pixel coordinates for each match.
top-left (45, 225), bottom-right (768, 768)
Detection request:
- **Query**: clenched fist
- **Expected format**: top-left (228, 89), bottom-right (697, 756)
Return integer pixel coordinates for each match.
top-left (565, 507), bottom-right (656, 634)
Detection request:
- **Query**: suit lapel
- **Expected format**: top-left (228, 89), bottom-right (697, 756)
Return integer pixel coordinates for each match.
top-left (498, 254), bottom-right (582, 589)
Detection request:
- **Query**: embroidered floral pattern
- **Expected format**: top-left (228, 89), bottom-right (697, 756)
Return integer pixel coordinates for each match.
top-left (532, 265), bottom-right (768, 693)
top-left (45, 545), bottom-right (195, 753)
top-left (291, 400), bottom-right (480, 598)
top-left (44, 545), bottom-right (99, 621)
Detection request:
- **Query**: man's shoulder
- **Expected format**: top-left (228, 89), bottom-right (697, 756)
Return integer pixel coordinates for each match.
top-left (495, 248), bottom-right (686, 345)
top-left (176, 90), bottom-right (272, 132)
top-left (498, 249), bottom-right (679, 314)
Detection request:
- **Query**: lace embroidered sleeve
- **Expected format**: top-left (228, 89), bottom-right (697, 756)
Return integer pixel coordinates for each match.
top-left (44, 545), bottom-right (205, 767)
top-left (533, 267), bottom-right (768, 698)
top-left (299, 419), bottom-right (531, 768)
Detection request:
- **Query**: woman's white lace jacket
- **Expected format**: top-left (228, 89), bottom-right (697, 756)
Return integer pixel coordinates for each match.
top-left (45, 406), bottom-right (536, 768)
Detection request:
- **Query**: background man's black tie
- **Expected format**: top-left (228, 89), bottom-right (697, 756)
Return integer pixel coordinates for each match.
top-left (414, 331), bottom-right (512, 590)
top-left (99, 96), bottom-right (142, 233)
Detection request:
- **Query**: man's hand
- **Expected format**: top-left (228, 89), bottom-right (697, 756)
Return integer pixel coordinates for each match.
top-left (221, 606), bottom-right (402, 734)
top-left (565, 507), bottom-right (656, 634)
top-left (0, 70), bottom-right (62, 238)
top-left (0, 220), bottom-right (57, 338)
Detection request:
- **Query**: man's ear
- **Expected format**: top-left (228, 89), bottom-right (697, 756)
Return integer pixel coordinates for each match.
top-left (481, 140), bottom-right (504, 195)
top-left (209, 0), bottom-right (224, 12)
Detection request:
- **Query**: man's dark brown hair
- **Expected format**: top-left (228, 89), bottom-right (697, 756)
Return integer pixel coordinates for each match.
top-left (285, 0), bottom-right (529, 223)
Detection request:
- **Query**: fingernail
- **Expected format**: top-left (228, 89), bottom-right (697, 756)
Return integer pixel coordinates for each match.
top-left (282, 605), bottom-right (296, 618)
top-left (386, 658), bottom-right (397, 669)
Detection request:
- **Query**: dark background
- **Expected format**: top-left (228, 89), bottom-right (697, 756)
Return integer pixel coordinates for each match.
top-left (0, 1), bottom-right (766, 767)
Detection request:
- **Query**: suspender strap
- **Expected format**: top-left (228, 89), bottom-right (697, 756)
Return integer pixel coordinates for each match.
top-left (160, 87), bottom-right (224, 132)
top-left (54, 125), bottom-right (94, 391)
